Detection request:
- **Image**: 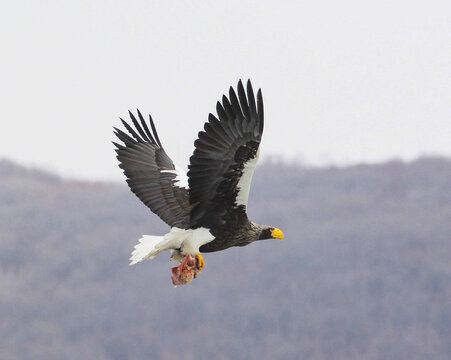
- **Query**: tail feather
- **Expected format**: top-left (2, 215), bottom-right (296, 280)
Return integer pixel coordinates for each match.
top-left (129, 228), bottom-right (189, 266)
top-left (129, 235), bottom-right (165, 265)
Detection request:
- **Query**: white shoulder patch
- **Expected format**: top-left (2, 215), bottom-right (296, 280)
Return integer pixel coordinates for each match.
top-left (161, 163), bottom-right (189, 189)
top-left (235, 148), bottom-right (260, 206)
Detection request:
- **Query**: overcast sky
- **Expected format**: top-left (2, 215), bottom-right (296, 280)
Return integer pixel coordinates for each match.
top-left (1, 1), bottom-right (449, 180)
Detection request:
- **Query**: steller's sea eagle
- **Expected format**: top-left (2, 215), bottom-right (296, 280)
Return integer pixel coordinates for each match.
top-left (113, 80), bottom-right (284, 286)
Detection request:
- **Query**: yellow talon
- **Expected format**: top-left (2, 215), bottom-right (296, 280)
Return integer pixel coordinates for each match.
top-left (196, 253), bottom-right (205, 271)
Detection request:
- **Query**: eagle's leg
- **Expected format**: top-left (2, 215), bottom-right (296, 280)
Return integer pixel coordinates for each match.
top-left (171, 253), bottom-right (205, 286)
top-left (195, 253), bottom-right (205, 271)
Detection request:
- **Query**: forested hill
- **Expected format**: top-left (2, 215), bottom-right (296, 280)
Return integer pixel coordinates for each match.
top-left (0, 157), bottom-right (450, 360)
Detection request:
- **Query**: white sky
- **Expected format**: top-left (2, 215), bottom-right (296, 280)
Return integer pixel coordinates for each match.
top-left (0, 1), bottom-right (449, 180)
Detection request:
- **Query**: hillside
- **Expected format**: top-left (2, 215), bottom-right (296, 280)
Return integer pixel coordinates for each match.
top-left (0, 157), bottom-right (450, 360)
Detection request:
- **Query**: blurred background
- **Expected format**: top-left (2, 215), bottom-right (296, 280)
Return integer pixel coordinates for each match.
top-left (0, 1), bottom-right (450, 359)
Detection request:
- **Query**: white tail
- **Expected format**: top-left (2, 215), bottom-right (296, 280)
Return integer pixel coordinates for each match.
top-left (129, 235), bottom-right (165, 265)
top-left (128, 227), bottom-right (213, 266)
top-left (129, 228), bottom-right (190, 266)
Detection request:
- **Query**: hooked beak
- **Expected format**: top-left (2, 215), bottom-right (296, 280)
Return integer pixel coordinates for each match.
top-left (271, 228), bottom-right (284, 240)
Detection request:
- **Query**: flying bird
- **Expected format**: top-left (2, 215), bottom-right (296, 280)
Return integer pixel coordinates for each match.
top-left (113, 80), bottom-right (284, 286)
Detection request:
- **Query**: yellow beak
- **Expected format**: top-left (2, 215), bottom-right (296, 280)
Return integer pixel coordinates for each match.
top-left (271, 228), bottom-right (284, 240)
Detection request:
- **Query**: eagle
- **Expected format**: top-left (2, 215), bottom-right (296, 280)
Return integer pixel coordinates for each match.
top-left (113, 80), bottom-right (284, 286)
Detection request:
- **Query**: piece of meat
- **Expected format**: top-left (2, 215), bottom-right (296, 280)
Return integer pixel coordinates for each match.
top-left (171, 254), bottom-right (201, 286)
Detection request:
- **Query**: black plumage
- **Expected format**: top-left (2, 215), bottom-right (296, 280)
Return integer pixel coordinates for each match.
top-left (113, 111), bottom-right (190, 229)
top-left (188, 80), bottom-right (263, 230)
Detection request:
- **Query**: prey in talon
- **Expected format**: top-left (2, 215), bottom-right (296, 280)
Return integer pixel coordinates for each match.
top-left (171, 254), bottom-right (205, 286)
top-left (113, 80), bottom-right (284, 286)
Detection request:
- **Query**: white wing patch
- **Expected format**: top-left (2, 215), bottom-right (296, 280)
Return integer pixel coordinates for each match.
top-left (235, 148), bottom-right (260, 206)
top-left (160, 164), bottom-right (189, 189)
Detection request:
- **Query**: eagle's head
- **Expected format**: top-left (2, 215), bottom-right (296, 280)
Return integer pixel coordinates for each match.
top-left (259, 227), bottom-right (284, 241)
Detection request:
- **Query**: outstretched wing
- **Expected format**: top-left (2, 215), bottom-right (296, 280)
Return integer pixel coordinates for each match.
top-left (113, 110), bottom-right (191, 229)
top-left (188, 80), bottom-right (264, 229)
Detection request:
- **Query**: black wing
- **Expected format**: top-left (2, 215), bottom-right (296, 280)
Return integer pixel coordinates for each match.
top-left (188, 80), bottom-right (264, 229)
top-left (113, 110), bottom-right (191, 229)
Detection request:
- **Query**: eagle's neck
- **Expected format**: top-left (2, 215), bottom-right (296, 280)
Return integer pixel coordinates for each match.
top-left (249, 222), bottom-right (272, 241)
